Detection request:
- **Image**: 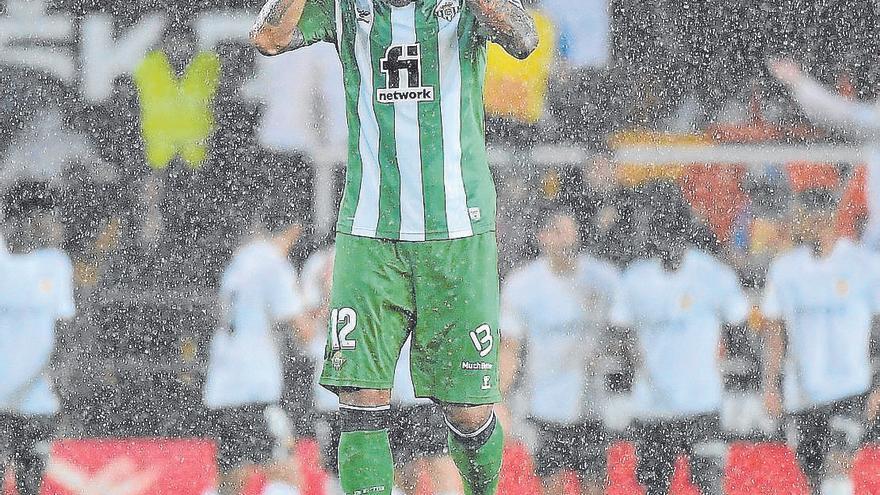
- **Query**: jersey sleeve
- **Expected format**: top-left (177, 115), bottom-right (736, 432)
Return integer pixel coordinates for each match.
top-left (865, 252), bottom-right (880, 314)
top-left (609, 272), bottom-right (633, 327)
top-left (761, 261), bottom-right (784, 320)
top-left (54, 252), bottom-right (76, 321)
top-left (268, 262), bottom-right (303, 321)
top-left (716, 263), bottom-right (749, 325)
top-left (298, 0), bottom-right (337, 46)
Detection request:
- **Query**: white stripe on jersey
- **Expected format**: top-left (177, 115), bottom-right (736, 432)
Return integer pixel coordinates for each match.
top-left (391, 4), bottom-right (426, 241)
top-left (438, 12), bottom-right (473, 238)
top-left (334, 0), bottom-right (342, 50)
top-left (352, 0), bottom-right (382, 237)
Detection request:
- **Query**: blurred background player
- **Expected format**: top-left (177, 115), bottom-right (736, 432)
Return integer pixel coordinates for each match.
top-left (760, 188), bottom-right (880, 495)
top-left (611, 184), bottom-right (750, 495)
top-left (203, 205), bottom-right (310, 495)
top-left (501, 205), bottom-right (620, 495)
top-left (300, 243), bottom-right (464, 495)
top-left (0, 205), bottom-right (75, 495)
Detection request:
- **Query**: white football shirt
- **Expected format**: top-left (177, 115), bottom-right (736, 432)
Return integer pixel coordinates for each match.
top-left (612, 249), bottom-right (749, 419)
top-left (502, 255), bottom-right (620, 423)
top-left (204, 240), bottom-right (302, 409)
top-left (761, 239), bottom-right (880, 412)
top-left (0, 248), bottom-right (75, 415)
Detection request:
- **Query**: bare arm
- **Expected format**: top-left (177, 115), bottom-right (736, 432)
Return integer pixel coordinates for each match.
top-left (465, 0), bottom-right (538, 60)
top-left (769, 59), bottom-right (880, 140)
top-left (250, 0), bottom-right (309, 56)
top-left (499, 337), bottom-right (521, 394)
top-left (762, 319), bottom-right (786, 416)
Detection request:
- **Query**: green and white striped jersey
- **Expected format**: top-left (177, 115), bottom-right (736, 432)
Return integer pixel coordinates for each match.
top-left (298, 0), bottom-right (496, 241)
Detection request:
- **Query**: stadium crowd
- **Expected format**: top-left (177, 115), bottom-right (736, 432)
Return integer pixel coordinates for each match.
top-left (3, 0), bottom-right (880, 494)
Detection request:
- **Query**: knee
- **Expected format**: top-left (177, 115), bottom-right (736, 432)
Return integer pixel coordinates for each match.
top-left (338, 388), bottom-right (391, 408)
top-left (337, 388), bottom-right (392, 433)
top-left (443, 403), bottom-right (494, 434)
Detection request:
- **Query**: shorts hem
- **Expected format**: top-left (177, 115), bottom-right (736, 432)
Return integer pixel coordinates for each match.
top-left (319, 378), bottom-right (394, 393)
top-left (414, 391), bottom-right (502, 406)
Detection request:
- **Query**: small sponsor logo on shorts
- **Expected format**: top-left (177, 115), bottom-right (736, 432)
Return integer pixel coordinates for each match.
top-left (469, 207), bottom-right (482, 221)
top-left (331, 351), bottom-right (347, 371)
top-left (481, 375), bottom-right (491, 390)
top-left (461, 361), bottom-right (493, 371)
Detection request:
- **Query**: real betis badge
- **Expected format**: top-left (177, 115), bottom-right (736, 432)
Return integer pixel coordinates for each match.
top-left (434, 0), bottom-right (460, 22)
top-left (331, 351), bottom-right (347, 371)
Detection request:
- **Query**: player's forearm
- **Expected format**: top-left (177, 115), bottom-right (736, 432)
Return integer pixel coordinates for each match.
top-left (787, 74), bottom-right (880, 140)
top-left (499, 339), bottom-right (520, 393)
top-left (762, 320), bottom-right (785, 390)
top-left (250, 0), bottom-right (308, 56)
top-left (466, 0), bottom-right (538, 60)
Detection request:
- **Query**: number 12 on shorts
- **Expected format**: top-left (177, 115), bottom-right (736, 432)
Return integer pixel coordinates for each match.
top-left (330, 308), bottom-right (357, 350)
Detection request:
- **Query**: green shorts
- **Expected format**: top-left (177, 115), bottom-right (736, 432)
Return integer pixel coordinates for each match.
top-left (319, 231), bottom-right (501, 405)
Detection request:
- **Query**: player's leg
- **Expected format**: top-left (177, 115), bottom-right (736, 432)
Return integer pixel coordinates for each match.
top-left (794, 406), bottom-right (831, 492)
top-left (407, 232), bottom-right (504, 495)
top-left (635, 421), bottom-right (676, 495)
top-left (12, 414), bottom-right (53, 495)
top-left (577, 421), bottom-right (607, 495)
top-left (443, 403), bottom-right (504, 495)
top-left (531, 420), bottom-right (571, 495)
top-left (393, 404), bottom-right (463, 495)
top-left (214, 405), bottom-right (276, 495)
top-left (685, 414), bottom-right (723, 495)
top-left (319, 234), bottom-right (414, 495)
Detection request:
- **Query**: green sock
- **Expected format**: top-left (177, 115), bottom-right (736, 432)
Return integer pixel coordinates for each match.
top-left (447, 416), bottom-right (504, 495)
top-left (338, 429), bottom-right (394, 495)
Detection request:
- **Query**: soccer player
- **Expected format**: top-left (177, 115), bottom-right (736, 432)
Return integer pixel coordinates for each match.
top-left (0, 209), bottom-right (75, 495)
top-left (250, 1), bottom-right (537, 494)
top-left (501, 205), bottom-right (620, 495)
top-left (611, 189), bottom-right (750, 495)
top-left (203, 210), bottom-right (308, 495)
top-left (761, 188), bottom-right (880, 493)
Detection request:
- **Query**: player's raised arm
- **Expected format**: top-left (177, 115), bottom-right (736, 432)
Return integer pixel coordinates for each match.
top-left (466, 0), bottom-right (538, 60)
top-left (769, 58), bottom-right (880, 140)
top-left (250, 0), bottom-right (309, 56)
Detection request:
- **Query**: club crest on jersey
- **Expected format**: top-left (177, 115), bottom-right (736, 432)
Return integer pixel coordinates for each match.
top-left (434, 0), bottom-right (460, 22)
top-left (356, 7), bottom-right (372, 23)
top-left (378, 43), bottom-right (435, 103)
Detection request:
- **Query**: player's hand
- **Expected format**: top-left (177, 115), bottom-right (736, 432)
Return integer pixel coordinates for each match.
top-left (764, 387), bottom-right (783, 418)
top-left (866, 388), bottom-right (880, 420)
top-left (767, 58), bottom-right (805, 86)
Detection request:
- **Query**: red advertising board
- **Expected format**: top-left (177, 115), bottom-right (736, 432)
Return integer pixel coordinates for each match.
top-left (39, 438), bottom-right (217, 495)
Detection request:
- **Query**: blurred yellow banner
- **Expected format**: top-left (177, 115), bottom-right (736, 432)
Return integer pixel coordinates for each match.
top-left (134, 51), bottom-right (220, 170)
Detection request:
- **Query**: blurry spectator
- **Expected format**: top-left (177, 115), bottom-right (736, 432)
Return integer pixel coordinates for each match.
top-left (611, 189), bottom-right (750, 495)
top-left (300, 245), bottom-right (464, 495)
top-left (501, 205), bottom-right (620, 495)
top-left (203, 208), bottom-right (309, 495)
top-left (0, 208), bottom-right (75, 495)
top-left (760, 188), bottom-right (880, 494)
